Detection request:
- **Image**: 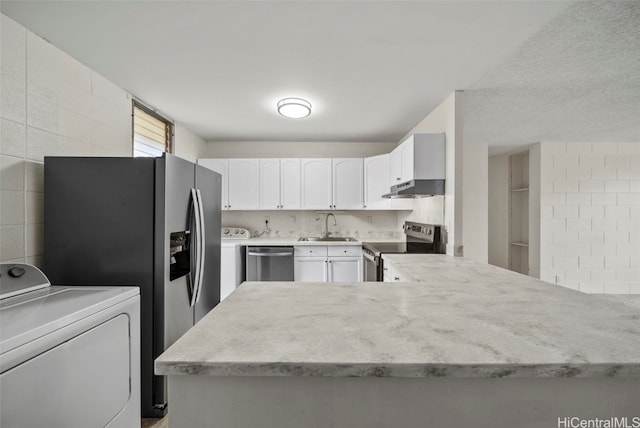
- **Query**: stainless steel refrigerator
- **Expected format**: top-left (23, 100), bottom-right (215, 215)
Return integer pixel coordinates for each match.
top-left (44, 153), bottom-right (221, 418)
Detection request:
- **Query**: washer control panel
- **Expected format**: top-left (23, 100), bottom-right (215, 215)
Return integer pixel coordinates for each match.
top-left (221, 227), bottom-right (250, 240)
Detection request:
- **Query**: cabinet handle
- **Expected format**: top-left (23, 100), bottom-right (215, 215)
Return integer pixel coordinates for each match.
top-left (396, 177), bottom-right (401, 181)
top-left (394, 276), bottom-right (400, 281)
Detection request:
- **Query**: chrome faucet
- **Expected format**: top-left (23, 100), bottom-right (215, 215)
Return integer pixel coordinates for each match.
top-left (324, 213), bottom-right (336, 238)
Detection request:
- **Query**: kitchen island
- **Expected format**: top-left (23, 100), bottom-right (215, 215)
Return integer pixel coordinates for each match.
top-left (156, 255), bottom-right (640, 428)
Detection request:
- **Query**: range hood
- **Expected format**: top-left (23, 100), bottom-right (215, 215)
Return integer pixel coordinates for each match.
top-left (382, 179), bottom-right (445, 198)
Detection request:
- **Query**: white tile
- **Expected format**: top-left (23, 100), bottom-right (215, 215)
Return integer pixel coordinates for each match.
top-left (579, 256), bottom-right (604, 269)
top-left (591, 269), bottom-right (617, 282)
top-left (549, 218), bottom-right (566, 232)
top-left (0, 225), bottom-right (25, 260)
top-left (591, 218), bottom-right (617, 233)
top-left (565, 218), bottom-right (588, 232)
top-left (1, 15), bottom-right (26, 89)
top-left (565, 269), bottom-right (591, 281)
top-left (566, 193), bottom-right (591, 205)
top-left (605, 256), bottom-right (629, 269)
top-left (59, 136), bottom-right (92, 157)
top-left (590, 193), bottom-right (616, 206)
top-left (91, 71), bottom-right (131, 108)
top-left (25, 191), bottom-right (43, 224)
top-left (617, 193), bottom-right (640, 206)
top-left (553, 230), bottom-right (579, 244)
top-left (1, 155), bottom-right (25, 191)
top-left (25, 161), bottom-right (44, 192)
top-left (565, 167), bottom-right (591, 181)
top-left (59, 88), bottom-right (93, 115)
top-left (0, 190), bottom-right (24, 225)
top-left (578, 154), bottom-right (604, 168)
top-left (628, 282), bottom-right (640, 294)
top-left (565, 241), bottom-right (591, 256)
top-left (554, 205), bottom-right (579, 218)
top-left (631, 181), bottom-right (640, 192)
top-left (91, 121), bottom-right (131, 153)
top-left (1, 82), bottom-right (26, 124)
top-left (592, 142), bottom-right (617, 154)
top-left (553, 256), bottom-right (578, 269)
top-left (25, 223), bottom-right (44, 257)
top-left (591, 168), bottom-right (617, 180)
top-left (554, 154), bottom-right (579, 167)
top-left (617, 270), bottom-right (640, 282)
top-left (602, 282), bottom-right (629, 294)
top-left (617, 242), bottom-right (640, 257)
top-left (616, 218), bottom-right (640, 232)
top-left (618, 143), bottom-right (640, 155)
top-left (631, 207), bottom-right (640, 218)
top-left (631, 256), bottom-right (640, 269)
top-left (541, 205), bottom-right (554, 218)
top-left (565, 142), bottom-right (591, 154)
top-left (553, 180), bottom-right (579, 193)
top-left (591, 242), bottom-right (617, 257)
top-left (605, 206), bottom-right (630, 219)
top-left (579, 205), bottom-right (604, 218)
top-left (541, 243), bottom-right (566, 256)
top-left (541, 192), bottom-right (566, 205)
top-left (542, 142), bottom-right (566, 154)
top-left (605, 180), bottom-right (630, 193)
top-left (0, 118), bottom-right (26, 157)
top-left (579, 180), bottom-right (604, 192)
top-left (26, 127), bottom-right (58, 162)
top-left (580, 282), bottom-right (605, 294)
top-left (618, 168), bottom-right (640, 180)
top-left (27, 94), bottom-right (58, 133)
top-left (58, 108), bottom-right (91, 143)
top-left (559, 281), bottom-right (580, 291)
top-left (604, 230), bottom-right (630, 244)
top-left (605, 155), bottom-right (630, 168)
top-left (578, 231), bottom-right (604, 244)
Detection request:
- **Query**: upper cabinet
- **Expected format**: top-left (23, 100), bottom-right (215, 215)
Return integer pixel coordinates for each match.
top-left (389, 134), bottom-right (446, 186)
top-left (198, 158), bottom-right (259, 210)
top-left (259, 158), bottom-right (301, 209)
top-left (364, 154), bottom-right (412, 210)
top-left (197, 159), bottom-right (229, 209)
top-left (300, 158), bottom-right (363, 210)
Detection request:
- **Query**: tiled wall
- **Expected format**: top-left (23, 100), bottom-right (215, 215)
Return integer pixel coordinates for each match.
top-left (1, 14), bottom-right (132, 266)
top-left (539, 142), bottom-right (640, 294)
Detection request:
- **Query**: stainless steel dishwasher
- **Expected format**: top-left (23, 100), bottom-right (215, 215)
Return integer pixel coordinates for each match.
top-left (246, 246), bottom-right (294, 281)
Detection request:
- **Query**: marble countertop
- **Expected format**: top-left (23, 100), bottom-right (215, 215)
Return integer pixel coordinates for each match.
top-left (155, 255), bottom-right (640, 379)
top-left (240, 237), bottom-right (404, 246)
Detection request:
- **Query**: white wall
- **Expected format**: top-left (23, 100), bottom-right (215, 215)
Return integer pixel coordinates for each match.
top-left (174, 123), bottom-right (206, 163)
top-left (205, 141), bottom-right (396, 158)
top-left (488, 154), bottom-right (509, 269)
top-left (399, 91), bottom-right (463, 256)
top-left (0, 14), bottom-right (207, 265)
top-left (539, 142), bottom-right (640, 294)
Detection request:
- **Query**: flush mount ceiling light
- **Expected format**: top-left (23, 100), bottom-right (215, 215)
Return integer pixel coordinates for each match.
top-left (277, 98), bottom-right (312, 119)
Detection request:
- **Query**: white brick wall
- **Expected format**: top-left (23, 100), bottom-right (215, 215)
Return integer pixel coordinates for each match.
top-left (539, 141), bottom-right (640, 294)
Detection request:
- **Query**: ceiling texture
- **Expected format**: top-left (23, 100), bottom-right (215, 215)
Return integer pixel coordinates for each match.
top-left (2, 1), bottom-right (639, 151)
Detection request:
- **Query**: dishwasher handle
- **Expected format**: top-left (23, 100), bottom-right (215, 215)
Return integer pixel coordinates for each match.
top-left (247, 250), bottom-right (293, 257)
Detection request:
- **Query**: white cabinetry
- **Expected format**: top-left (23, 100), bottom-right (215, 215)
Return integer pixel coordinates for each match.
top-left (389, 134), bottom-right (445, 187)
top-left (294, 246), bottom-right (362, 283)
top-left (228, 159), bottom-right (260, 210)
top-left (382, 260), bottom-right (409, 282)
top-left (364, 154), bottom-right (412, 210)
top-left (259, 158), bottom-right (302, 210)
top-left (300, 158), bottom-right (363, 210)
top-left (198, 159), bottom-right (229, 209)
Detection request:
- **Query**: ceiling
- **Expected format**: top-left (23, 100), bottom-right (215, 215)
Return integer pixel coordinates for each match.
top-left (2, 1), bottom-right (638, 150)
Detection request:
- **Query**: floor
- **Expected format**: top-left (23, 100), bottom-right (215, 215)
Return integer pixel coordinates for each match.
top-left (141, 416), bottom-right (168, 428)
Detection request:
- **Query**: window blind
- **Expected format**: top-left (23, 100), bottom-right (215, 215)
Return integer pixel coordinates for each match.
top-left (133, 105), bottom-right (171, 157)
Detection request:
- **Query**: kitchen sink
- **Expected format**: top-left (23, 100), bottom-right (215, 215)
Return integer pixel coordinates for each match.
top-left (297, 237), bottom-right (358, 242)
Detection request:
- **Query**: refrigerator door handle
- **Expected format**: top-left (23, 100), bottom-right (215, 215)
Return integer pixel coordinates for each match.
top-left (189, 188), bottom-right (201, 307)
top-left (194, 188), bottom-right (206, 304)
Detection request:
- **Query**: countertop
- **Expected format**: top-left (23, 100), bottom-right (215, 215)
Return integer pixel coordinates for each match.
top-left (239, 237), bottom-right (403, 246)
top-left (155, 255), bottom-right (640, 379)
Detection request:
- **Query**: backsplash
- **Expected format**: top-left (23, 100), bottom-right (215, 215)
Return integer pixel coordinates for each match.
top-left (222, 210), bottom-right (404, 240)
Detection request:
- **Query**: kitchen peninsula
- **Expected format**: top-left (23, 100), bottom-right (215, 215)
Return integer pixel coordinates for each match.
top-left (156, 255), bottom-right (640, 428)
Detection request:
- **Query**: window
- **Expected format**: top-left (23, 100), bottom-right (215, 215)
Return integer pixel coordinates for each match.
top-left (133, 102), bottom-right (173, 157)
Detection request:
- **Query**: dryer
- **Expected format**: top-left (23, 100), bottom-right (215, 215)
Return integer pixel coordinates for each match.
top-left (0, 263), bottom-right (140, 428)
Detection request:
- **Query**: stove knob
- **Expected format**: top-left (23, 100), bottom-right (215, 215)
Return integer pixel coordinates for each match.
top-left (9, 266), bottom-right (26, 278)
top-left (234, 230), bottom-right (239, 234)
top-left (223, 229), bottom-right (230, 235)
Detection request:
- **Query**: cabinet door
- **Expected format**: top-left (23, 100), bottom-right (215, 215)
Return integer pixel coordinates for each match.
top-left (198, 158), bottom-right (229, 209)
top-left (332, 158), bottom-right (363, 209)
top-left (300, 158), bottom-right (332, 209)
top-left (399, 138), bottom-right (415, 183)
top-left (280, 158), bottom-right (301, 209)
top-left (294, 257), bottom-right (327, 282)
top-left (259, 159), bottom-right (280, 209)
top-left (389, 146), bottom-right (402, 186)
top-left (228, 159), bottom-right (260, 210)
top-left (363, 154), bottom-right (391, 210)
top-left (328, 257), bottom-right (362, 283)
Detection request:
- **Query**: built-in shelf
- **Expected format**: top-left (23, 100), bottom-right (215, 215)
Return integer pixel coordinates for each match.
top-left (511, 188), bottom-right (529, 192)
top-left (509, 150), bottom-right (530, 276)
top-left (510, 242), bottom-right (529, 247)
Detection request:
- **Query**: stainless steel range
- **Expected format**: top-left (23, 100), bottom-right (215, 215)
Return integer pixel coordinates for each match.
top-left (362, 221), bottom-right (444, 281)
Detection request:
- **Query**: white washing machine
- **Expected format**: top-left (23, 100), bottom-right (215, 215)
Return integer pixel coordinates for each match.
top-left (221, 227), bottom-right (249, 301)
top-left (0, 263), bottom-right (141, 428)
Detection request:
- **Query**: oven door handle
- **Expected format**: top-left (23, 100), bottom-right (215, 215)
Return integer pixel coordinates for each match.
top-left (362, 251), bottom-right (377, 263)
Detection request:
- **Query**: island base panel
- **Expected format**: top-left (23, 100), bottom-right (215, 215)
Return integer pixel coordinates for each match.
top-left (168, 376), bottom-right (640, 427)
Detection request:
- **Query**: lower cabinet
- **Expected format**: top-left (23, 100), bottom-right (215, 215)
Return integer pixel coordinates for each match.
top-left (294, 246), bottom-right (363, 283)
